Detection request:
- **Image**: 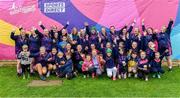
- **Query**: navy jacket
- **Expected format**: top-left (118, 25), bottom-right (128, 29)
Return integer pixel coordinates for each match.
top-left (10, 32), bottom-right (29, 54)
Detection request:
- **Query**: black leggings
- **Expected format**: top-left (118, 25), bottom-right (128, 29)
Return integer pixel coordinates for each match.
top-left (138, 69), bottom-right (149, 78)
top-left (82, 67), bottom-right (95, 76)
top-left (21, 64), bottom-right (30, 74)
top-left (82, 71), bottom-right (91, 76)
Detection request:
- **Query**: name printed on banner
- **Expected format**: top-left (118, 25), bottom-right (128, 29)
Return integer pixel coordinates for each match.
top-left (44, 2), bottom-right (65, 13)
top-left (9, 3), bottom-right (36, 15)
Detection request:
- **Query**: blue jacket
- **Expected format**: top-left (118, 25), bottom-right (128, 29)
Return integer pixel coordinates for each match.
top-left (10, 32), bottom-right (29, 54)
top-left (105, 57), bottom-right (116, 68)
top-left (41, 36), bottom-right (53, 52)
top-left (28, 29), bottom-right (43, 56)
top-left (36, 53), bottom-right (48, 67)
top-left (156, 20), bottom-right (173, 49)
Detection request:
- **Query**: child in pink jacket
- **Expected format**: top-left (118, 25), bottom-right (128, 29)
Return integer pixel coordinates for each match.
top-left (82, 54), bottom-right (95, 78)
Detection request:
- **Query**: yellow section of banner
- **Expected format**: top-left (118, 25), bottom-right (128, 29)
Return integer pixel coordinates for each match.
top-left (0, 20), bottom-right (19, 46)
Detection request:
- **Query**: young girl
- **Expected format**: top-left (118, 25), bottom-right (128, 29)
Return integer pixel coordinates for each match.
top-left (98, 54), bottom-right (106, 74)
top-left (58, 52), bottom-right (74, 79)
top-left (146, 41), bottom-right (156, 62)
top-left (35, 47), bottom-right (48, 81)
top-left (92, 50), bottom-right (104, 76)
top-left (64, 53), bottom-right (74, 80)
top-left (56, 51), bottom-right (66, 77)
top-left (105, 48), bottom-right (117, 80)
top-left (137, 51), bottom-right (150, 81)
top-left (127, 52), bottom-right (138, 78)
top-left (46, 47), bottom-right (58, 77)
top-left (82, 54), bottom-right (95, 78)
top-left (150, 52), bottom-right (165, 78)
top-left (117, 49), bottom-right (127, 79)
top-left (102, 42), bottom-right (117, 60)
top-left (18, 45), bottom-right (31, 79)
top-left (58, 36), bottom-right (68, 52)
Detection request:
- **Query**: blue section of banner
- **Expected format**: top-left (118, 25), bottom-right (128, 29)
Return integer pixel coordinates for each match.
top-left (38, 0), bottom-right (103, 31)
top-left (171, 0), bottom-right (180, 59)
top-left (175, 0), bottom-right (180, 26)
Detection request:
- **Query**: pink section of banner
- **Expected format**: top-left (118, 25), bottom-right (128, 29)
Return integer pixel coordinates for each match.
top-left (135, 0), bottom-right (178, 29)
top-left (0, 43), bottom-right (15, 60)
top-left (0, 0), bottom-right (62, 30)
top-left (71, 0), bottom-right (105, 23)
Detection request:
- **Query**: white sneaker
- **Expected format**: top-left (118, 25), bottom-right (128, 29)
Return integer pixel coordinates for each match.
top-left (124, 74), bottom-right (127, 79)
top-left (118, 75), bottom-right (121, 79)
top-left (46, 71), bottom-right (50, 77)
top-left (152, 74), bottom-right (156, 78)
top-left (145, 77), bottom-right (148, 81)
top-left (157, 74), bottom-right (161, 79)
top-left (134, 74), bottom-right (137, 78)
top-left (74, 72), bottom-right (78, 77)
top-left (128, 73), bottom-right (131, 77)
top-left (83, 75), bottom-right (86, 78)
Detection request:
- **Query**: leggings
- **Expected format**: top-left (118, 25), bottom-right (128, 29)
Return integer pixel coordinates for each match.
top-left (21, 64), bottom-right (30, 74)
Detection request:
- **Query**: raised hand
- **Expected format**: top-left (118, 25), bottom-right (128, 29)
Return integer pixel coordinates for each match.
top-left (170, 17), bottom-right (173, 21)
top-left (18, 25), bottom-right (22, 29)
top-left (38, 21), bottom-right (42, 26)
top-left (131, 19), bottom-right (136, 26)
top-left (165, 49), bottom-right (169, 53)
top-left (12, 27), bottom-right (16, 32)
top-left (66, 21), bottom-right (70, 25)
top-left (142, 19), bottom-right (145, 24)
top-left (154, 29), bottom-right (159, 33)
top-left (133, 18), bottom-right (137, 23)
top-left (48, 58), bottom-right (52, 61)
top-left (32, 26), bottom-right (36, 31)
top-left (84, 22), bottom-right (89, 26)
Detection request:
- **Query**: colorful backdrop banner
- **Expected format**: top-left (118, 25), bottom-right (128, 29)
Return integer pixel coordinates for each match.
top-left (0, 0), bottom-right (180, 60)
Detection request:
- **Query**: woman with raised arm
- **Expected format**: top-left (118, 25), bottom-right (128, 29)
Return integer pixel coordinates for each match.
top-left (10, 26), bottom-right (29, 76)
top-left (156, 18), bottom-right (174, 71)
top-left (28, 27), bottom-right (43, 74)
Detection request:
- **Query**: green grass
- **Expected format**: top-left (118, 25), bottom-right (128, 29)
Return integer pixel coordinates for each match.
top-left (0, 66), bottom-right (180, 97)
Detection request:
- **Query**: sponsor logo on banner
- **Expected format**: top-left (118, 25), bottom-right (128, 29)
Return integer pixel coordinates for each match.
top-left (44, 2), bottom-right (65, 13)
top-left (8, 2), bottom-right (36, 15)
